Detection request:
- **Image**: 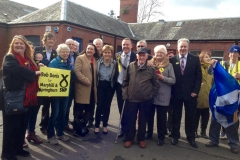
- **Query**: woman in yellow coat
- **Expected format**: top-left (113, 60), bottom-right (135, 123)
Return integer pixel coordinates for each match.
top-left (196, 52), bottom-right (213, 139)
top-left (73, 43), bottom-right (98, 136)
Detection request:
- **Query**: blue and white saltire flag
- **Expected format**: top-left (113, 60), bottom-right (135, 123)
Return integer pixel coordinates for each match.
top-left (209, 62), bottom-right (240, 128)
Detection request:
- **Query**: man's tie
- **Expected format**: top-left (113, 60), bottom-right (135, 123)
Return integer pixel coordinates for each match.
top-left (123, 54), bottom-right (128, 68)
top-left (181, 56), bottom-right (185, 75)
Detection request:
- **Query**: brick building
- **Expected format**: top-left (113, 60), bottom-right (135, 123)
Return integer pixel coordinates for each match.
top-left (0, 0), bottom-right (240, 65)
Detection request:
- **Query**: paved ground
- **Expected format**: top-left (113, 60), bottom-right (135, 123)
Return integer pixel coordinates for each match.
top-left (0, 95), bottom-right (239, 160)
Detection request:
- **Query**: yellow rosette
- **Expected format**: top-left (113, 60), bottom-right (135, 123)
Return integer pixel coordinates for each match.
top-left (159, 68), bottom-right (164, 72)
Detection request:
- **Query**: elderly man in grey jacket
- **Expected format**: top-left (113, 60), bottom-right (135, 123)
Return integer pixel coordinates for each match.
top-left (122, 47), bottom-right (160, 149)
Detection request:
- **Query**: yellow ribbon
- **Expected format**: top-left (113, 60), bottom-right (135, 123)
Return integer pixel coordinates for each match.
top-left (116, 54), bottom-right (121, 72)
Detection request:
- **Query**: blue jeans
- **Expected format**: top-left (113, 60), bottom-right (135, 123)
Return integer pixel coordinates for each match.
top-left (65, 82), bottom-right (75, 126)
top-left (28, 105), bottom-right (40, 132)
top-left (47, 97), bottom-right (69, 139)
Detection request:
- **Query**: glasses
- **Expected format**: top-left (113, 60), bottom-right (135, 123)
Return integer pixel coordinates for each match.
top-left (137, 45), bottom-right (145, 48)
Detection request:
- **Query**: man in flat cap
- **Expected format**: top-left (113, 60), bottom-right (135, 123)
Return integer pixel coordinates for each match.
top-left (122, 47), bottom-right (160, 148)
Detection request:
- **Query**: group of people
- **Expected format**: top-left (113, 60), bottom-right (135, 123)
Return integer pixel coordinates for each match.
top-left (0, 31), bottom-right (239, 160)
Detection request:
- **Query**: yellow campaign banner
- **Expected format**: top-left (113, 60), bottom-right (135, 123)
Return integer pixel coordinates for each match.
top-left (37, 67), bottom-right (71, 97)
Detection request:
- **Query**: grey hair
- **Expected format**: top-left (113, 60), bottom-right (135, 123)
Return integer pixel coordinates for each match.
top-left (56, 43), bottom-right (70, 55)
top-left (93, 38), bottom-right (103, 45)
top-left (154, 45), bottom-right (167, 54)
top-left (65, 38), bottom-right (74, 44)
top-left (177, 38), bottom-right (190, 44)
top-left (137, 40), bottom-right (147, 47)
top-left (74, 40), bottom-right (79, 46)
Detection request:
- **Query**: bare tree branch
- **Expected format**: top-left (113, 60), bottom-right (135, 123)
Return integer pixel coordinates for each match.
top-left (138, 0), bottom-right (164, 23)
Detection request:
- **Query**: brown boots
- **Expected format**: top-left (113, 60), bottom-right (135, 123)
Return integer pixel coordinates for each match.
top-left (26, 132), bottom-right (43, 144)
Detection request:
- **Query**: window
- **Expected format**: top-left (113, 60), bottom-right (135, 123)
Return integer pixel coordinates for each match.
top-left (189, 50), bottom-right (201, 56)
top-left (24, 35), bottom-right (40, 47)
top-left (117, 46), bottom-right (122, 52)
top-left (211, 50), bottom-right (224, 61)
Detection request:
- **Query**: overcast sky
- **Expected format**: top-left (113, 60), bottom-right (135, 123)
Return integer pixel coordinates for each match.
top-left (12, 0), bottom-right (240, 21)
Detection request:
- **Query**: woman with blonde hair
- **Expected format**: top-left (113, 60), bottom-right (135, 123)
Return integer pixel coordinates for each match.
top-left (195, 51), bottom-right (213, 139)
top-left (0, 35), bottom-right (41, 160)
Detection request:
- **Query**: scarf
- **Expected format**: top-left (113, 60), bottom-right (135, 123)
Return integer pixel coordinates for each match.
top-left (201, 62), bottom-right (210, 79)
top-left (13, 51), bottom-right (39, 106)
top-left (151, 56), bottom-right (170, 70)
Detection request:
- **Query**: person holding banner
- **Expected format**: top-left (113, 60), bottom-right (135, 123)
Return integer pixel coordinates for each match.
top-left (74, 43), bottom-right (99, 136)
top-left (206, 45), bottom-right (240, 154)
top-left (94, 45), bottom-right (117, 135)
top-left (47, 44), bottom-right (73, 145)
top-left (1, 35), bottom-right (41, 160)
top-left (36, 32), bottom-right (57, 134)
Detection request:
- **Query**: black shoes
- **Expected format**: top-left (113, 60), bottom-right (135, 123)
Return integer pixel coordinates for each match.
top-left (145, 133), bottom-right (152, 140)
top-left (171, 138), bottom-right (178, 145)
top-left (18, 150), bottom-right (30, 157)
top-left (187, 139), bottom-right (198, 148)
top-left (157, 139), bottom-right (164, 146)
top-left (118, 130), bottom-right (124, 137)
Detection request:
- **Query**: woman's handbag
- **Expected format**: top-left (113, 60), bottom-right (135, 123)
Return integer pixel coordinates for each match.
top-left (2, 79), bottom-right (28, 115)
top-left (2, 61), bottom-right (29, 115)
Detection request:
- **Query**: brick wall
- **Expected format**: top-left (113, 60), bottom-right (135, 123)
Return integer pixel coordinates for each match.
top-left (120, 0), bottom-right (139, 23)
top-left (0, 24), bottom-right (8, 66)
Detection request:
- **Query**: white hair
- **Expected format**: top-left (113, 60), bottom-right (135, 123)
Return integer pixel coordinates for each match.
top-left (56, 43), bottom-right (70, 55)
top-left (154, 45), bottom-right (167, 54)
top-left (93, 38), bottom-right (103, 45)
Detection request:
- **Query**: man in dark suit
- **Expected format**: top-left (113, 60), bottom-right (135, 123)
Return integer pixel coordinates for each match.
top-left (35, 31), bottom-right (57, 134)
top-left (169, 38), bottom-right (202, 148)
top-left (115, 38), bottom-right (136, 138)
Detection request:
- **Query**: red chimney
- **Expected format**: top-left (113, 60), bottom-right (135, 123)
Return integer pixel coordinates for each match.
top-left (120, 0), bottom-right (139, 23)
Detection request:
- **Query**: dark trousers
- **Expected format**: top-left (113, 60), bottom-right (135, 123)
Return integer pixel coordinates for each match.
top-left (125, 98), bottom-right (153, 142)
top-left (167, 100), bottom-right (173, 132)
top-left (196, 108), bottom-right (209, 132)
top-left (65, 82), bottom-right (75, 127)
top-left (74, 90), bottom-right (95, 126)
top-left (146, 104), bottom-right (155, 137)
top-left (209, 118), bottom-right (239, 149)
top-left (172, 98), bottom-right (197, 140)
top-left (28, 105), bottom-right (40, 132)
top-left (39, 97), bottom-right (53, 129)
top-left (115, 82), bottom-right (126, 133)
top-left (95, 81), bottom-right (115, 128)
top-left (1, 110), bottom-right (30, 159)
top-left (156, 105), bottom-right (168, 140)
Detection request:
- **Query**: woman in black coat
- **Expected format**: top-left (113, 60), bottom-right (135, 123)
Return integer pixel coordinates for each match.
top-left (0, 35), bottom-right (41, 160)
